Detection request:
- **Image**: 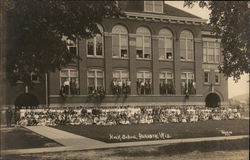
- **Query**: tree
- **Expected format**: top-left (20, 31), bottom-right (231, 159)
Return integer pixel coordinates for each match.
top-left (5, 0), bottom-right (121, 88)
top-left (184, 1), bottom-right (250, 81)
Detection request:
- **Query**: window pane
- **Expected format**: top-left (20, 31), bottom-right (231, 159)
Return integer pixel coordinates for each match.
top-left (155, 1), bottom-right (163, 13)
top-left (88, 71), bottom-right (95, 77)
top-left (159, 48), bottom-right (165, 59)
top-left (181, 73), bottom-right (186, 79)
top-left (144, 37), bottom-right (151, 47)
top-left (145, 72), bottom-right (152, 78)
top-left (120, 35), bottom-right (128, 47)
top-left (97, 78), bottom-right (103, 87)
top-left (145, 1), bottom-right (153, 12)
top-left (88, 78), bottom-right (95, 86)
top-left (96, 36), bottom-right (103, 56)
top-left (136, 36), bottom-right (143, 47)
top-left (167, 73), bottom-right (172, 79)
top-left (159, 73), bottom-right (165, 79)
top-left (121, 71), bottom-right (129, 78)
top-left (97, 71), bottom-right (103, 77)
top-left (87, 39), bottom-right (94, 55)
top-left (187, 50), bottom-right (193, 60)
top-left (187, 40), bottom-right (193, 50)
top-left (159, 38), bottom-right (165, 49)
top-left (113, 71), bottom-right (120, 78)
top-left (61, 70), bottom-right (68, 77)
top-left (70, 70), bottom-right (77, 77)
top-left (112, 35), bottom-right (120, 57)
top-left (188, 73), bottom-right (193, 79)
top-left (137, 72), bottom-right (143, 78)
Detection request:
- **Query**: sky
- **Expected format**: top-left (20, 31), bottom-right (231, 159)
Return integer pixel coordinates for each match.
top-left (165, 1), bottom-right (249, 99)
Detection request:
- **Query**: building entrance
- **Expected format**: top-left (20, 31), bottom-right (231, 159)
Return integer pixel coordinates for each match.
top-left (205, 93), bottom-right (221, 108)
top-left (14, 93), bottom-right (39, 109)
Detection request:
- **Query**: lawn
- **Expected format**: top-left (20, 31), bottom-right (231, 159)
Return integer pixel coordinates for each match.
top-left (0, 127), bottom-right (62, 150)
top-left (2, 138), bottom-right (249, 160)
top-left (53, 120), bottom-right (249, 143)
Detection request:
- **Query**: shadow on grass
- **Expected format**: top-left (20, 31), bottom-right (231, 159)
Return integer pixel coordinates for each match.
top-left (111, 138), bottom-right (249, 157)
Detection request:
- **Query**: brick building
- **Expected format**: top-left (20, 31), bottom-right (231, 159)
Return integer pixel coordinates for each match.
top-left (3, 1), bottom-right (228, 108)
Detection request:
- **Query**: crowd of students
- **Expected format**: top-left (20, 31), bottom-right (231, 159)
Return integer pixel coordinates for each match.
top-left (17, 105), bottom-right (242, 126)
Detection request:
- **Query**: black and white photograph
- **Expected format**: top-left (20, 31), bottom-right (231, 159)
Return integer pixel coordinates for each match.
top-left (0, 0), bottom-right (249, 160)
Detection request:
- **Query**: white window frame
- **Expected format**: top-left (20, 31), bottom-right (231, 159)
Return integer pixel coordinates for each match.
top-left (181, 72), bottom-right (194, 93)
top-left (31, 72), bottom-right (40, 83)
top-left (60, 69), bottom-right (79, 95)
top-left (144, 1), bottom-right (163, 13)
top-left (180, 31), bottom-right (194, 61)
top-left (112, 25), bottom-right (129, 59)
top-left (62, 36), bottom-right (78, 56)
top-left (87, 35), bottom-right (104, 58)
top-left (159, 29), bottom-right (173, 60)
top-left (136, 27), bottom-right (151, 60)
top-left (203, 41), bottom-right (221, 63)
top-left (159, 71), bottom-right (173, 84)
top-left (137, 71), bottom-right (152, 82)
top-left (87, 69), bottom-right (105, 91)
top-left (113, 70), bottom-right (129, 81)
top-left (87, 25), bottom-right (104, 58)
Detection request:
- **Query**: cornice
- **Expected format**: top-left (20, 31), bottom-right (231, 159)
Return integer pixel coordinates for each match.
top-left (123, 11), bottom-right (207, 25)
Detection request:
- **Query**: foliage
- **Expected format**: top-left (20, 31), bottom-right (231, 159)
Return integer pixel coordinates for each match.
top-left (5, 0), bottom-right (121, 87)
top-left (185, 1), bottom-right (250, 81)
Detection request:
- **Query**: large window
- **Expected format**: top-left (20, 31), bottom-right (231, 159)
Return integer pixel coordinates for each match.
top-left (87, 69), bottom-right (104, 94)
top-left (87, 25), bottom-right (103, 57)
top-left (180, 30), bottom-right (194, 61)
top-left (112, 25), bottom-right (128, 58)
top-left (181, 72), bottom-right (196, 95)
top-left (62, 36), bottom-right (77, 56)
top-left (137, 71), bottom-right (152, 95)
top-left (203, 41), bottom-right (220, 63)
top-left (136, 27), bottom-right (151, 59)
top-left (144, 1), bottom-right (163, 13)
top-left (60, 69), bottom-right (79, 95)
top-left (112, 70), bottom-right (130, 95)
top-left (159, 29), bottom-right (173, 60)
top-left (159, 71), bottom-right (175, 95)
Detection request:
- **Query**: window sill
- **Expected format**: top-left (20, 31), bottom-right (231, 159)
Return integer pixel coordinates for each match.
top-left (136, 58), bottom-right (152, 61)
top-left (87, 56), bottom-right (104, 59)
top-left (202, 62), bottom-right (221, 64)
top-left (159, 59), bottom-right (173, 62)
top-left (32, 81), bottom-right (40, 84)
top-left (112, 57), bottom-right (129, 60)
top-left (180, 60), bottom-right (194, 62)
top-left (214, 83), bottom-right (220, 86)
top-left (203, 83), bottom-right (210, 86)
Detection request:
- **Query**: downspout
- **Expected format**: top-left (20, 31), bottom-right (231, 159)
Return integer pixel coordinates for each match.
top-left (45, 72), bottom-right (48, 107)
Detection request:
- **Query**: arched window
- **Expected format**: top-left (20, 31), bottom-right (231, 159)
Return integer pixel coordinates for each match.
top-left (87, 69), bottom-right (104, 94)
top-left (159, 71), bottom-right (175, 94)
top-left (112, 25), bottom-right (128, 58)
top-left (159, 29), bottom-right (173, 60)
top-left (87, 24), bottom-right (104, 57)
top-left (137, 71), bottom-right (152, 95)
top-left (136, 27), bottom-right (151, 59)
top-left (180, 30), bottom-right (194, 61)
top-left (60, 69), bottom-right (79, 95)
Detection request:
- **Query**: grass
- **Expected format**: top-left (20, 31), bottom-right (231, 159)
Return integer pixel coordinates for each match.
top-left (0, 127), bottom-right (62, 150)
top-left (2, 138), bottom-right (249, 160)
top-left (53, 119), bottom-right (249, 143)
